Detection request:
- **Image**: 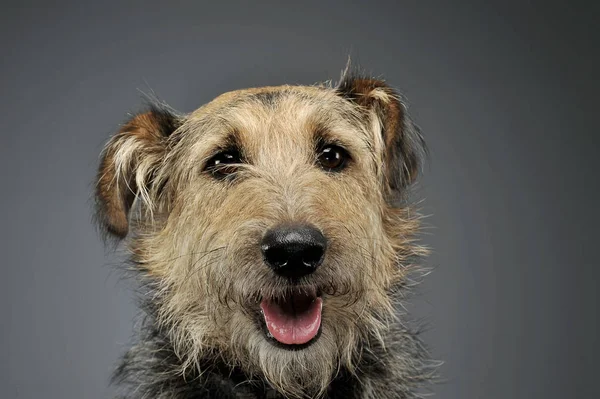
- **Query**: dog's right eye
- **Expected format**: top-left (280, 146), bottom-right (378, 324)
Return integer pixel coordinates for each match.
top-left (317, 144), bottom-right (350, 172)
top-left (204, 150), bottom-right (242, 179)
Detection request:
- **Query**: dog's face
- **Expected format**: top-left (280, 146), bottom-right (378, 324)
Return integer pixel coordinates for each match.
top-left (96, 75), bottom-right (425, 397)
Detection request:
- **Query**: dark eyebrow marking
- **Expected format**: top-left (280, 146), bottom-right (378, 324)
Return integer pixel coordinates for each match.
top-left (311, 118), bottom-right (374, 157)
top-left (312, 124), bottom-right (330, 146)
top-left (212, 129), bottom-right (244, 153)
top-left (312, 124), bottom-right (350, 151)
top-left (200, 127), bottom-right (245, 167)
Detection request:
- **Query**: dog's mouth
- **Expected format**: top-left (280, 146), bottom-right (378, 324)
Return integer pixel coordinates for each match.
top-left (259, 288), bottom-right (323, 346)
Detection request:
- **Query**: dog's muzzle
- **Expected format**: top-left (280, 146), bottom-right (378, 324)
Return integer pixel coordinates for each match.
top-left (259, 224), bottom-right (326, 346)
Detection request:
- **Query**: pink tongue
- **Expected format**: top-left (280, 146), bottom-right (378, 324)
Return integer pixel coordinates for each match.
top-left (260, 295), bottom-right (322, 345)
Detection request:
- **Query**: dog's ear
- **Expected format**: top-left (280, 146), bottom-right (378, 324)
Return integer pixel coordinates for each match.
top-left (95, 105), bottom-right (182, 239)
top-left (336, 72), bottom-right (426, 197)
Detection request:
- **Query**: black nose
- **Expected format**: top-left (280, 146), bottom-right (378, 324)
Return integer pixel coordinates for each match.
top-left (261, 225), bottom-right (327, 278)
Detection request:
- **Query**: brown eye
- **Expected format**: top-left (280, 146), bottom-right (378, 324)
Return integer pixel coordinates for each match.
top-left (317, 145), bottom-right (349, 172)
top-left (205, 150), bottom-right (242, 178)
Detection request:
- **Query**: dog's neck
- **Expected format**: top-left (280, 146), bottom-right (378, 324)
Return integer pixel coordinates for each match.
top-left (112, 311), bottom-right (432, 399)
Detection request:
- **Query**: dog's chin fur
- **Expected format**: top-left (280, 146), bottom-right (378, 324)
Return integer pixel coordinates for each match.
top-left (113, 282), bottom-right (434, 399)
top-left (243, 328), bottom-right (346, 398)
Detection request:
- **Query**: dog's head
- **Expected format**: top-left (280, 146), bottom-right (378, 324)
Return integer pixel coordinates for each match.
top-left (96, 71), bottom-right (426, 397)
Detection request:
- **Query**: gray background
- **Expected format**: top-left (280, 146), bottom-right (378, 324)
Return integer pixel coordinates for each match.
top-left (1, 1), bottom-right (598, 398)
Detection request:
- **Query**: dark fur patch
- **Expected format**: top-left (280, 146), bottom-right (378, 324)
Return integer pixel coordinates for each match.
top-left (146, 104), bottom-right (182, 137)
top-left (251, 91), bottom-right (283, 107)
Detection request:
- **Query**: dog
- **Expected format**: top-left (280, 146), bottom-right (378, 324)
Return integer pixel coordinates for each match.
top-left (95, 67), bottom-right (434, 398)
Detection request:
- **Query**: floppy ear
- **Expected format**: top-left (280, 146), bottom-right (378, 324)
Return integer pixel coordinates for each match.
top-left (95, 105), bottom-right (182, 239)
top-left (336, 72), bottom-right (426, 197)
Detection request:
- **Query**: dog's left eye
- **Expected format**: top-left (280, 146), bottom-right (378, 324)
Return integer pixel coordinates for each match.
top-left (204, 150), bottom-right (242, 178)
top-left (317, 145), bottom-right (350, 172)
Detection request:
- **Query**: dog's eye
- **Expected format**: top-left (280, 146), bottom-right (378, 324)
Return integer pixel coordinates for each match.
top-left (317, 145), bottom-right (349, 172)
top-left (205, 150), bottom-right (242, 178)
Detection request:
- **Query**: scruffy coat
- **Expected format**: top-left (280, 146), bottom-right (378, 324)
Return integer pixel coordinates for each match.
top-left (96, 69), bottom-right (434, 399)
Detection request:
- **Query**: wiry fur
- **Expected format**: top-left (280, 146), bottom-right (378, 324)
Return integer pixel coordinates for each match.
top-left (96, 68), bottom-right (436, 398)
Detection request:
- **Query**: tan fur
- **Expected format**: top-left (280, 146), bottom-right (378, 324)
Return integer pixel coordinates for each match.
top-left (97, 78), bottom-right (428, 398)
